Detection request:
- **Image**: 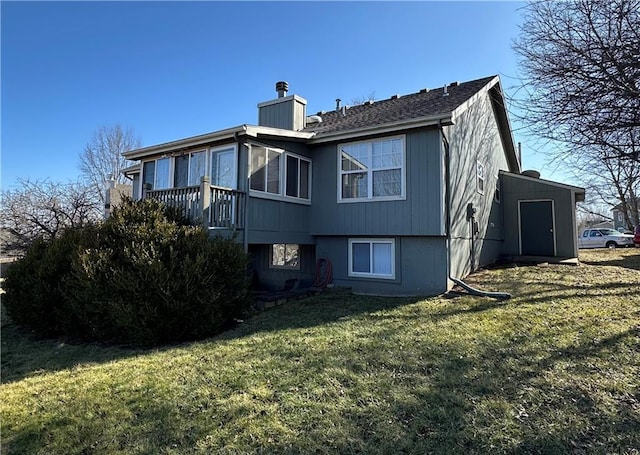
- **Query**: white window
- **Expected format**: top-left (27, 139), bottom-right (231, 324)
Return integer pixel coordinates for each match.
top-left (211, 146), bottom-right (237, 189)
top-left (250, 146), bottom-right (281, 194)
top-left (142, 157), bottom-right (171, 190)
top-left (174, 150), bottom-right (206, 187)
top-left (339, 137), bottom-right (405, 202)
top-left (286, 155), bottom-right (310, 199)
top-left (271, 244), bottom-right (300, 269)
top-left (348, 239), bottom-right (395, 279)
top-left (477, 161), bottom-right (485, 194)
top-left (143, 144), bottom-right (238, 192)
top-left (250, 146), bottom-right (311, 201)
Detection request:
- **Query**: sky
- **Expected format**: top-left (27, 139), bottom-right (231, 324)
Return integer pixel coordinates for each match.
top-left (1, 1), bottom-right (569, 190)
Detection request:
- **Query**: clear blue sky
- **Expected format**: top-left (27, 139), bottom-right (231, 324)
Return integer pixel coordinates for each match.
top-left (2, 1), bottom-right (564, 190)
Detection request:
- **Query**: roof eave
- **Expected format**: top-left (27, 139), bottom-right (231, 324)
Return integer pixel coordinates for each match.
top-left (500, 170), bottom-right (586, 200)
top-left (450, 75), bottom-right (520, 173)
top-left (123, 125), bottom-right (315, 160)
top-left (123, 125), bottom-right (249, 160)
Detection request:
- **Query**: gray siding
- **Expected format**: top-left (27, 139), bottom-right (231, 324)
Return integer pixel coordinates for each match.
top-left (246, 199), bottom-right (312, 244)
top-left (316, 236), bottom-right (448, 296)
top-left (447, 92), bottom-right (510, 279)
top-left (309, 129), bottom-right (444, 236)
top-left (501, 173), bottom-right (578, 258)
top-left (243, 140), bottom-right (313, 245)
top-left (258, 98), bottom-right (306, 131)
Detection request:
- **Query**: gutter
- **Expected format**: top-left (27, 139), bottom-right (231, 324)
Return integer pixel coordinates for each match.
top-left (123, 125), bottom-right (250, 160)
top-left (123, 124), bottom-right (315, 160)
top-left (439, 121), bottom-right (453, 287)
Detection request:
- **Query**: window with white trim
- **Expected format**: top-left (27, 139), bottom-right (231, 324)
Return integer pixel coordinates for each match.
top-left (271, 244), bottom-right (300, 269)
top-left (286, 155), bottom-right (310, 199)
top-left (174, 150), bottom-right (206, 187)
top-left (211, 146), bottom-right (237, 189)
top-left (339, 137), bottom-right (405, 202)
top-left (477, 161), bottom-right (485, 194)
top-left (142, 157), bottom-right (171, 190)
top-left (348, 238), bottom-right (395, 279)
top-left (249, 146), bottom-right (311, 200)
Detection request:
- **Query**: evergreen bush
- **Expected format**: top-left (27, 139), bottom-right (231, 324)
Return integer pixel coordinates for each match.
top-left (3, 198), bottom-right (251, 346)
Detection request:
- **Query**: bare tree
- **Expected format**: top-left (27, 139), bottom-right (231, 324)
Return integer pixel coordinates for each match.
top-left (513, 0), bottom-right (640, 162)
top-left (563, 143), bottom-right (640, 229)
top-left (79, 125), bottom-right (141, 204)
top-left (350, 92), bottom-right (376, 106)
top-left (0, 179), bottom-right (100, 253)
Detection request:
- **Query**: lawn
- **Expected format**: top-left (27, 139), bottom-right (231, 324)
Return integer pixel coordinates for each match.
top-left (2, 249), bottom-right (639, 454)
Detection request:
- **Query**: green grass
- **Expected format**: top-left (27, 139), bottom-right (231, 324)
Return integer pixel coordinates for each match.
top-left (2, 249), bottom-right (639, 454)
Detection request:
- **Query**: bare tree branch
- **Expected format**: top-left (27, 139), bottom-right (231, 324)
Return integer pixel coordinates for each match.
top-left (0, 179), bottom-right (101, 253)
top-left (513, 0), bottom-right (640, 161)
top-left (79, 124), bottom-right (141, 205)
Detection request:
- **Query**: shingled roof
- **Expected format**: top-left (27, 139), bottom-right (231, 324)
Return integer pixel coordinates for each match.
top-left (303, 75), bottom-right (497, 137)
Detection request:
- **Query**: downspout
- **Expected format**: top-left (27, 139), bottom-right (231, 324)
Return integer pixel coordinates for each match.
top-left (440, 122), bottom-right (510, 300)
top-left (439, 121), bottom-right (452, 286)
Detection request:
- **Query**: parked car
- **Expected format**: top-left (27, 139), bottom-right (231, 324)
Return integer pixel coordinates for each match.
top-left (578, 228), bottom-right (635, 249)
top-left (634, 224), bottom-right (640, 246)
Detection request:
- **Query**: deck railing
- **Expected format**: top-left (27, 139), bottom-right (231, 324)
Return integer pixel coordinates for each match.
top-left (145, 177), bottom-right (245, 229)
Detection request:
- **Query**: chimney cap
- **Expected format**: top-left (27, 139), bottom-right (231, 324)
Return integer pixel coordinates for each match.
top-left (276, 81), bottom-right (289, 98)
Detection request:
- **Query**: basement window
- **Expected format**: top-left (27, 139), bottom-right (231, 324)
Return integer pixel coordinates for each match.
top-left (348, 238), bottom-right (395, 279)
top-left (271, 244), bottom-right (300, 269)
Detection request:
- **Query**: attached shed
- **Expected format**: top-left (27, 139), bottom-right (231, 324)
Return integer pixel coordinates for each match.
top-left (501, 171), bottom-right (585, 260)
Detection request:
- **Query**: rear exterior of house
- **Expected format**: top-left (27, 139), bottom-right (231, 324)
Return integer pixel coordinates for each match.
top-left (122, 76), bottom-right (584, 296)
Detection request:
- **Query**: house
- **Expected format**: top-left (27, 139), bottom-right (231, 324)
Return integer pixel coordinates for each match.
top-left (612, 198), bottom-right (639, 232)
top-left (122, 76), bottom-right (585, 296)
top-left (103, 179), bottom-right (133, 219)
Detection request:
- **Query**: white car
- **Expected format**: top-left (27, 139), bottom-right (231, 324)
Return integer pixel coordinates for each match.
top-left (578, 228), bottom-right (635, 249)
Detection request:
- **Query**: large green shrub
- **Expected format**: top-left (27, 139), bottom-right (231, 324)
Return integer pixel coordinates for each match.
top-left (3, 226), bottom-right (97, 338)
top-left (3, 198), bottom-right (251, 346)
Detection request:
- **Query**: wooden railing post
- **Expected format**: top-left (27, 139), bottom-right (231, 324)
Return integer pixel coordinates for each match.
top-left (200, 176), bottom-right (211, 228)
top-left (142, 183), bottom-right (152, 200)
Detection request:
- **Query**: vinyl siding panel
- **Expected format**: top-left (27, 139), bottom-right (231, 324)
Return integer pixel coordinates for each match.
top-left (316, 236), bottom-right (447, 296)
top-left (246, 198), bottom-right (313, 244)
top-left (259, 101), bottom-right (294, 131)
top-left (244, 140), bottom-right (313, 244)
top-left (446, 92), bottom-right (509, 279)
top-left (309, 129), bottom-right (444, 236)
